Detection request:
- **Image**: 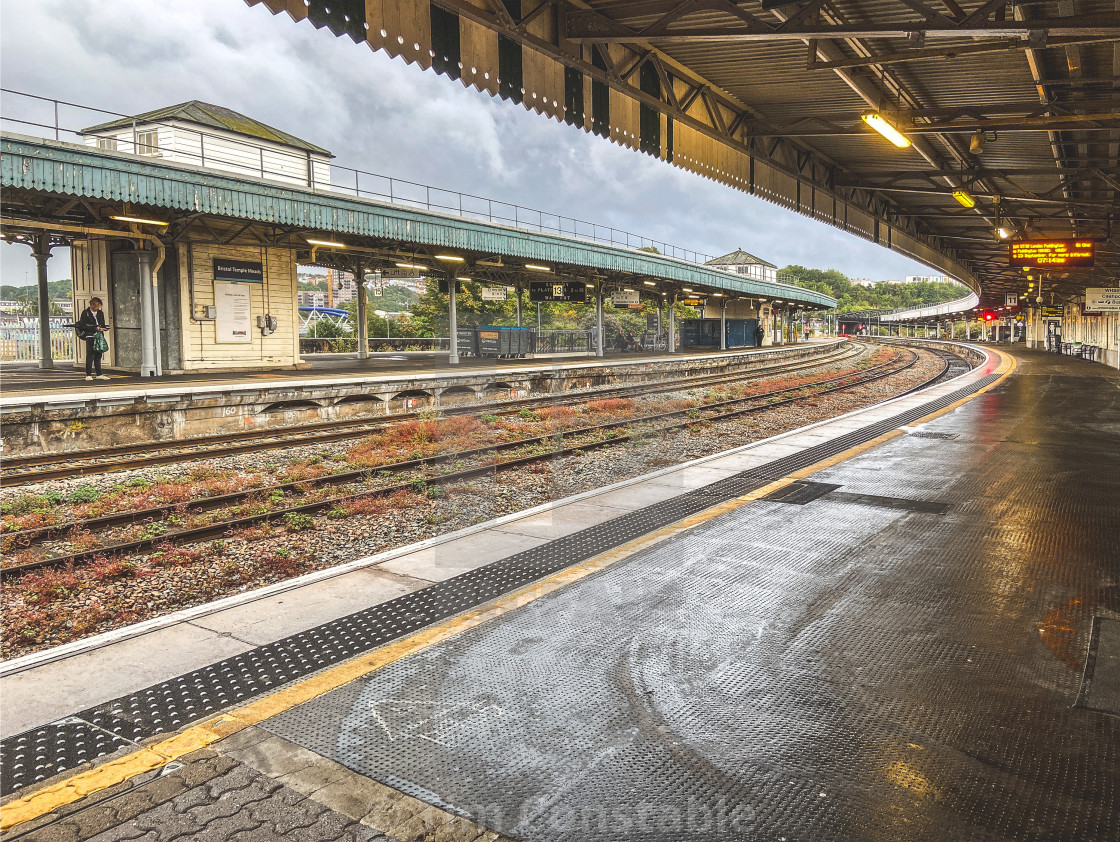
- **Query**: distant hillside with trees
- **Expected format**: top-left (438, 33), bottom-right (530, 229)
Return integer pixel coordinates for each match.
top-left (779, 266), bottom-right (966, 313)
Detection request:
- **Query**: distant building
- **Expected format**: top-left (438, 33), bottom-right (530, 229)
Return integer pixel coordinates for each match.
top-left (906, 275), bottom-right (953, 284)
top-left (704, 249), bottom-right (778, 283)
top-left (850, 278), bottom-right (878, 287)
top-left (81, 101), bottom-right (333, 188)
top-left (297, 291), bottom-right (329, 308)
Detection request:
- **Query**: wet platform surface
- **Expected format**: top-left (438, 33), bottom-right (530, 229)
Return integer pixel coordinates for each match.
top-left (254, 348), bottom-right (1119, 841)
top-left (3, 347), bottom-right (1118, 841)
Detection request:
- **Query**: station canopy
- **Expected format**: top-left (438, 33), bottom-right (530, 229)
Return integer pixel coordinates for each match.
top-left (249, 0), bottom-right (1120, 309)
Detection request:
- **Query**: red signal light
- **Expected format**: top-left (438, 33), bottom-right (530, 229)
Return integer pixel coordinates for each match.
top-left (981, 310), bottom-right (997, 321)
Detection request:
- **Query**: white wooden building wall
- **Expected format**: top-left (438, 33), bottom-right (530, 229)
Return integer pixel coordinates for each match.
top-left (69, 239), bottom-right (113, 367)
top-left (177, 243), bottom-right (300, 371)
top-left (86, 123), bottom-right (331, 188)
top-left (1063, 303), bottom-right (1120, 368)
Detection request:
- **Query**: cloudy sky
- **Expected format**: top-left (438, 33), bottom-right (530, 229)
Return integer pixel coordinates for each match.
top-left (0, 0), bottom-right (934, 285)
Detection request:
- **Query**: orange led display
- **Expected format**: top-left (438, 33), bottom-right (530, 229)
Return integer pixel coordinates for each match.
top-left (1009, 239), bottom-right (1095, 268)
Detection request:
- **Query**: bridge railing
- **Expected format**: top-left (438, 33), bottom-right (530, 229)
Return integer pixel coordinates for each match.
top-left (877, 292), bottom-right (981, 322)
top-left (0, 89), bottom-right (715, 265)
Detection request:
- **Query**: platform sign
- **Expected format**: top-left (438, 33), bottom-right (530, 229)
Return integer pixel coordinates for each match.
top-left (682, 297), bottom-right (705, 306)
top-left (1009, 240), bottom-right (1095, 268)
top-left (1085, 287), bottom-right (1120, 311)
top-left (379, 268), bottom-right (422, 279)
top-left (212, 258), bottom-right (264, 283)
top-left (1005, 293), bottom-right (1019, 307)
top-left (528, 281), bottom-right (586, 303)
top-left (481, 286), bottom-right (508, 301)
top-left (214, 282), bottom-right (253, 343)
top-left (612, 289), bottom-right (640, 306)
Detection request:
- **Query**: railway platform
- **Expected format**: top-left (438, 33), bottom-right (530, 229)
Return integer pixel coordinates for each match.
top-left (0, 341), bottom-right (841, 457)
top-left (2, 344), bottom-right (1117, 841)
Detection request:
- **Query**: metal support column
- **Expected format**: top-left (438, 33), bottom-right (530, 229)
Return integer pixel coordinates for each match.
top-left (668, 294), bottom-right (676, 353)
top-left (136, 250), bottom-right (157, 377)
top-left (32, 233), bottom-right (53, 370)
top-left (355, 260), bottom-right (368, 360)
top-left (447, 273), bottom-right (459, 365)
top-left (595, 284), bottom-right (604, 358)
top-left (516, 282), bottom-right (523, 328)
top-left (719, 298), bottom-right (727, 351)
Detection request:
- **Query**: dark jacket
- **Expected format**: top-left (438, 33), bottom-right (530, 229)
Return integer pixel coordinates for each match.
top-left (77, 307), bottom-right (107, 341)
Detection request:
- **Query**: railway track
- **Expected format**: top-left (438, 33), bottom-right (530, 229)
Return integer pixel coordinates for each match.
top-left (0, 344), bottom-right (863, 485)
top-left (1, 345), bottom-right (952, 576)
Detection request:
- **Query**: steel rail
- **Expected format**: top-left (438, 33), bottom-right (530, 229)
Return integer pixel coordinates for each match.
top-left (0, 346), bottom-right (951, 577)
top-left (4, 347), bottom-right (901, 547)
top-left (0, 346), bottom-right (860, 484)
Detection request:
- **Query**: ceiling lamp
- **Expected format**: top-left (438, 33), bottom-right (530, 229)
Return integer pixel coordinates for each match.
top-left (861, 113), bottom-right (912, 148)
top-left (435, 254), bottom-right (466, 262)
top-left (524, 264), bottom-right (551, 272)
top-left (112, 215), bottom-right (169, 226)
top-left (952, 189), bottom-right (976, 209)
top-left (306, 238), bottom-right (344, 248)
top-left (969, 130), bottom-right (985, 155)
top-left (997, 226), bottom-right (1012, 240)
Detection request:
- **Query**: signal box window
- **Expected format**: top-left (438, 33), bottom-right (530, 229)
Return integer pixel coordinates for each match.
top-left (97, 137), bottom-right (117, 151)
top-left (136, 130), bottom-right (159, 156)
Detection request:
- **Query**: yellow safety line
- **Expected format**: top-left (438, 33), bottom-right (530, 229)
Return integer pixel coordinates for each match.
top-left (0, 349), bottom-right (1015, 832)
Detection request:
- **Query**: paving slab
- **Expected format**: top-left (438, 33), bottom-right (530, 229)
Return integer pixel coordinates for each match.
top-left (191, 568), bottom-right (426, 647)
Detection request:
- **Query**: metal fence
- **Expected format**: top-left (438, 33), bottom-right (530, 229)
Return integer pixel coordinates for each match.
top-left (0, 88), bottom-right (715, 265)
top-left (533, 329), bottom-right (594, 354)
top-left (0, 326), bottom-right (75, 362)
top-left (299, 337), bottom-right (451, 355)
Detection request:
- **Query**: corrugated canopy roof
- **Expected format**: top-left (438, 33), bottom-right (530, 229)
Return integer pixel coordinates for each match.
top-left (246, 0), bottom-right (1120, 310)
top-left (81, 100), bottom-right (332, 157)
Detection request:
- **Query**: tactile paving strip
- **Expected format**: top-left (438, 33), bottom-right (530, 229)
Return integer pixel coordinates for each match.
top-left (0, 721), bottom-right (132, 792)
top-left (0, 371), bottom-right (1002, 795)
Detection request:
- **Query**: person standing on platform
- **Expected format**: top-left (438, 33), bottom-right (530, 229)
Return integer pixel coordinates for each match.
top-left (77, 297), bottom-right (111, 381)
top-left (754, 323), bottom-right (764, 347)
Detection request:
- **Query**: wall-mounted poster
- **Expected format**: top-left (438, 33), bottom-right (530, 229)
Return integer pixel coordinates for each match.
top-left (214, 282), bottom-right (253, 343)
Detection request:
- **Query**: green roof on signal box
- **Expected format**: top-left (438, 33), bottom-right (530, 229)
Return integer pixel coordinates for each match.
top-left (81, 101), bottom-right (333, 157)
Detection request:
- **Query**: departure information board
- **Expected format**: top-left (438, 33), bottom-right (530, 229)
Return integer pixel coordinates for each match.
top-left (1009, 240), bottom-right (1095, 268)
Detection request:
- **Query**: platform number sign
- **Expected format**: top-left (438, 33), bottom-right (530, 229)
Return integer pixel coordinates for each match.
top-left (1005, 293), bottom-right (1019, 307)
top-left (528, 281), bottom-right (586, 303)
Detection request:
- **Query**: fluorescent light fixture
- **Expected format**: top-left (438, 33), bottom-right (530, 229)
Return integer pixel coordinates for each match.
top-left (861, 113), bottom-right (911, 148)
top-left (682, 288), bottom-right (693, 292)
top-left (435, 254), bottom-right (465, 262)
top-left (586, 283), bottom-right (595, 288)
top-left (395, 262), bottom-right (428, 270)
top-left (624, 288), bottom-right (635, 293)
top-left (524, 264), bottom-right (551, 272)
top-left (307, 238), bottom-right (344, 247)
top-left (456, 276), bottom-right (471, 281)
top-left (643, 281), bottom-right (656, 286)
top-left (713, 293), bottom-right (725, 297)
top-left (111, 215), bottom-right (169, 226)
top-left (952, 189), bottom-right (976, 208)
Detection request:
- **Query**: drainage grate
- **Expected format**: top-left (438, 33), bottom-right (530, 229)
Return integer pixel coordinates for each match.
top-left (908, 431), bottom-right (960, 440)
top-left (0, 371), bottom-right (1003, 795)
top-left (1076, 616), bottom-right (1120, 717)
top-left (762, 481), bottom-right (841, 505)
